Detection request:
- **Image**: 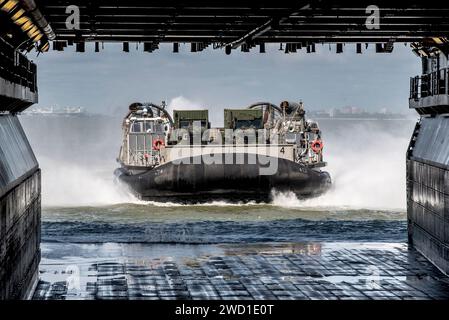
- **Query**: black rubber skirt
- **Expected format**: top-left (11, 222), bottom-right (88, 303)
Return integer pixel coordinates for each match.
top-left (114, 153), bottom-right (331, 203)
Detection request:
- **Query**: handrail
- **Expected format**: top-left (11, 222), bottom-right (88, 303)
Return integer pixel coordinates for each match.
top-left (410, 68), bottom-right (449, 100)
top-left (0, 37), bottom-right (37, 93)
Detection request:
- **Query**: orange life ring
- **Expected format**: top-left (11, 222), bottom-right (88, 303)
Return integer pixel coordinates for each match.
top-left (311, 139), bottom-right (323, 153)
top-left (152, 138), bottom-right (165, 151)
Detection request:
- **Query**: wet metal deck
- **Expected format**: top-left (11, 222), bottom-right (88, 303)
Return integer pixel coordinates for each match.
top-left (33, 242), bottom-right (449, 300)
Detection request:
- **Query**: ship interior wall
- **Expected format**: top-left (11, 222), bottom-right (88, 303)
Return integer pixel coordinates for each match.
top-left (0, 114), bottom-right (41, 299)
top-left (408, 115), bottom-right (449, 275)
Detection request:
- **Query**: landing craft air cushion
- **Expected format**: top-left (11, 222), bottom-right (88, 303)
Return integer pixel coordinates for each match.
top-left (114, 101), bottom-right (331, 202)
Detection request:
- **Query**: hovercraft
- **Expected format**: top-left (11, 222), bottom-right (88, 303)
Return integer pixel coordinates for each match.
top-left (114, 101), bottom-right (331, 202)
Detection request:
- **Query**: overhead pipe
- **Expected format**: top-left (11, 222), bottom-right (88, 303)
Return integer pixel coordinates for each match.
top-left (231, 19), bottom-right (272, 49)
top-left (20, 0), bottom-right (55, 40)
top-left (247, 102), bottom-right (282, 114)
top-left (218, 4), bottom-right (311, 52)
top-left (220, 19), bottom-right (273, 51)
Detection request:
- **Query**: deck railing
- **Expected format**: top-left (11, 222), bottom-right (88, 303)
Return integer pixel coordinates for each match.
top-left (0, 37), bottom-right (37, 93)
top-left (410, 68), bottom-right (449, 100)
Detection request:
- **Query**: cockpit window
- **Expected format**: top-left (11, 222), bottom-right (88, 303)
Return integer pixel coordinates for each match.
top-left (131, 121), bottom-right (157, 133)
top-left (144, 122), bottom-right (153, 132)
top-left (131, 122), bottom-right (142, 132)
top-left (154, 123), bottom-right (164, 133)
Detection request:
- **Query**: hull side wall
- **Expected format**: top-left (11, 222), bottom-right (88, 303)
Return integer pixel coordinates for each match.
top-left (0, 115), bottom-right (41, 299)
top-left (408, 116), bottom-right (449, 275)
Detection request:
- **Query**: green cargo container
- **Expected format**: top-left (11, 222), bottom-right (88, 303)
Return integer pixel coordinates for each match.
top-left (173, 109), bottom-right (209, 130)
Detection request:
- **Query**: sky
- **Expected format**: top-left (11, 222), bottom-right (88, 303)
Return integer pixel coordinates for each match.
top-left (28, 42), bottom-right (420, 125)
